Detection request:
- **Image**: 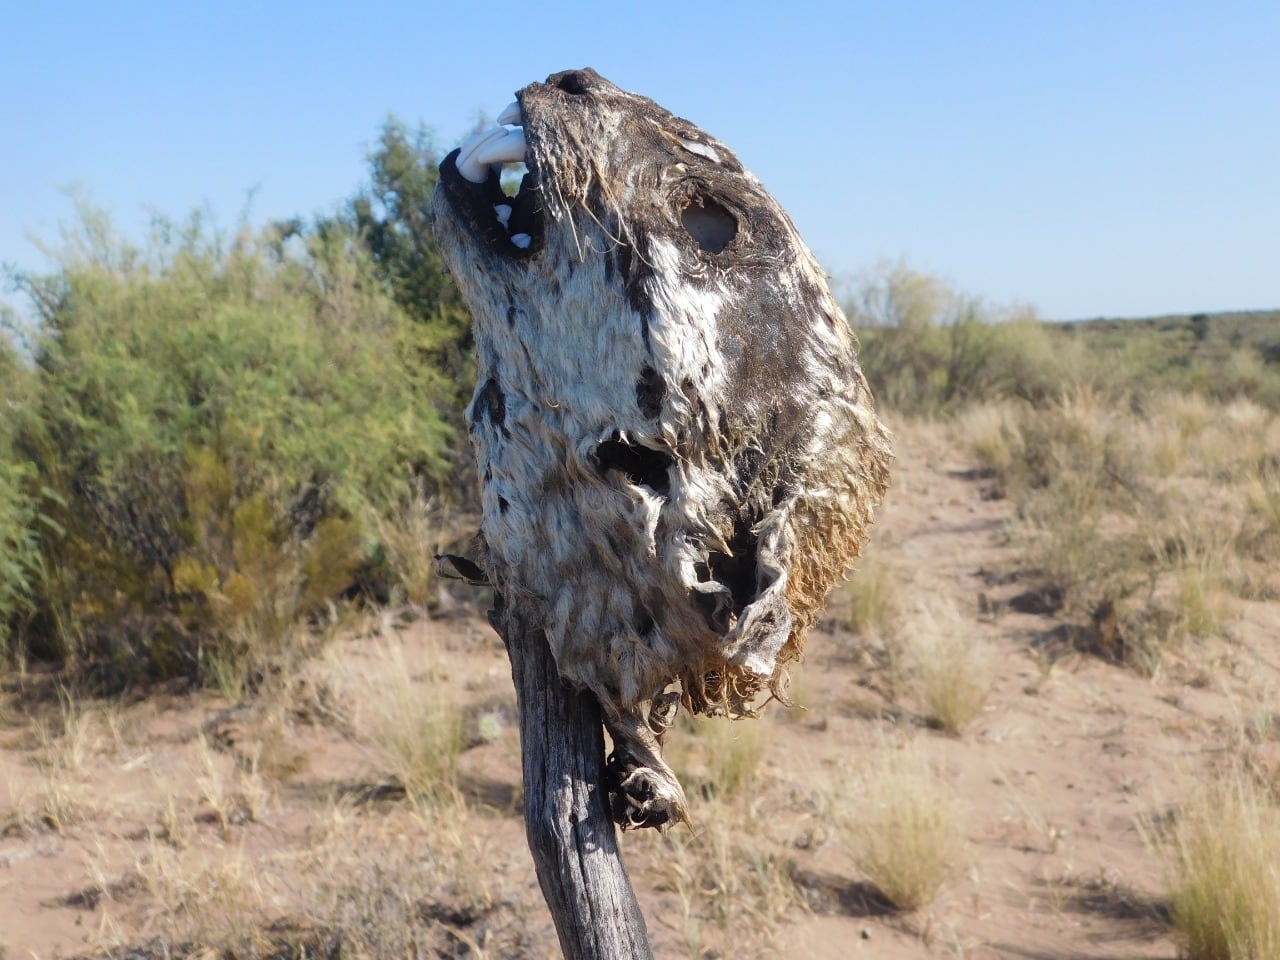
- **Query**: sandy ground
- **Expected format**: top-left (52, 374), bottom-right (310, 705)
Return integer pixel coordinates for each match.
top-left (2, 425), bottom-right (1277, 959)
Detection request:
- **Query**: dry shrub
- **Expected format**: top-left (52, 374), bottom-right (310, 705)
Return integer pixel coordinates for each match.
top-left (1152, 773), bottom-right (1280, 960)
top-left (1173, 541), bottom-right (1238, 640)
top-left (958, 401), bottom-right (1022, 492)
top-left (901, 601), bottom-right (995, 735)
top-left (963, 389), bottom-right (1269, 675)
top-left (834, 739), bottom-right (967, 912)
top-left (372, 482), bottom-right (448, 608)
top-left (1187, 398), bottom-right (1279, 483)
top-left (322, 633), bottom-right (466, 807)
top-left (961, 387), bottom-right (1146, 506)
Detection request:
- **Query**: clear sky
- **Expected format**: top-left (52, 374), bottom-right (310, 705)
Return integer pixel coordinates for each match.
top-left (2, 1), bottom-right (1277, 320)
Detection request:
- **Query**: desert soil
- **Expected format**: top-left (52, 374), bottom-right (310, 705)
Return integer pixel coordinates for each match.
top-left (3, 424), bottom-right (1277, 959)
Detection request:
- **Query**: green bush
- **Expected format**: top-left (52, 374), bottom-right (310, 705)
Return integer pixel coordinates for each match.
top-left (10, 210), bottom-right (453, 679)
top-left (0, 329), bottom-right (44, 653)
top-left (847, 263), bottom-right (1085, 417)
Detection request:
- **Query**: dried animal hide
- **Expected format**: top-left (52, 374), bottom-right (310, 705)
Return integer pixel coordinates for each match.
top-left (432, 68), bottom-right (891, 828)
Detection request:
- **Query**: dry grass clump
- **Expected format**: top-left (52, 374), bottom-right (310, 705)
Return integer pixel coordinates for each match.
top-left (656, 807), bottom-right (803, 958)
top-left (86, 800), bottom-right (525, 959)
top-left (961, 389), bottom-right (1272, 675)
top-left (1151, 772), bottom-right (1280, 959)
top-left (298, 802), bottom-right (515, 957)
top-left (670, 715), bottom-right (767, 802)
top-left (194, 733), bottom-right (271, 838)
top-left (7, 689), bottom-right (124, 832)
top-left (121, 838), bottom-right (281, 955)
top-left (371, 481), bottom-right (449, 609)
top-left (833, 739), bottom-right (967, 912)
top-left (843, 545), bottom-right (901, 638)
top-left (900, 601), bottom-right (996, 735)
top-left (320, 633), bottom-right (467, 807)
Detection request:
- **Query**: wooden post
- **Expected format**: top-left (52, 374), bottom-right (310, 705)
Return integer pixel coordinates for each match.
top-left (496, 599), bottom-right (655, 959)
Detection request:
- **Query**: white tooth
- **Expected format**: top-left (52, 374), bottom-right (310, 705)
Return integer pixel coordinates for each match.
top-left (455, 126), bottom-right (508, 183)
top-left (473, 128), bottom-right (526, 167)
top-left (496, 101), bottom-right (521, 125)
top-left (494, 204), bottom-right (512, 228)
top-left (510, 233), bottom-right (532, 249)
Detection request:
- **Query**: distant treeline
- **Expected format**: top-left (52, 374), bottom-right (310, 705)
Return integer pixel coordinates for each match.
top-left (846, 264), bottom-right (1280, 418)
top-left (2, 133), bottom-right (1279, 684)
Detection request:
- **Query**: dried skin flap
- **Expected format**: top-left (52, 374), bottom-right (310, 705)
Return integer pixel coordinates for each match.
top-left (433, 68), bottom-right (891, 826)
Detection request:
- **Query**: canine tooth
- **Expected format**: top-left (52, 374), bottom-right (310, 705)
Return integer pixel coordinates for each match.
top-left (511, 233), bottom-right (532, 249)
top-left (497, 101), bottom-right (521, 125)
top-left (473, 129), bottom-right (526, 167)
top-left (456, 127), bottom-right (509, 183)
top-left (494, 204), bottom-right (513, 228)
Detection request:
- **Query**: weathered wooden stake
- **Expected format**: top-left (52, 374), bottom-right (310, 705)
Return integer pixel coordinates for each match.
top-left (496, 600), bottom-right (655, 959)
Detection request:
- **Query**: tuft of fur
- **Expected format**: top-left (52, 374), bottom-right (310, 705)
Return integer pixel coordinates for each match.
top-left (433, 68), bottom-right (891, 827)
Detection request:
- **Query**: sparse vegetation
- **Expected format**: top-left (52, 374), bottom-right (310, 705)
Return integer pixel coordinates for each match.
top-left (324, 633), bottom-right (467, 808)
top-left (843, 544), bottom-right (901, 638)
top-left (1152, 772), bottom-right (1280, 960)
top-left (675, 714), bottom-right (767, 803)
top-left (2, 119), bottom-right (1278, 956)
top-left (901, 601), bottom-right (995, 735)
top-left (833, 738), bottom-right (967, 912)
top-left (656, 805), bottom-right (803, 958)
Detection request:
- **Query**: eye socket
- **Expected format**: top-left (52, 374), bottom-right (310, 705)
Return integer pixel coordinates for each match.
top-left (680, 196), bottom-right (737, 254)
top-left (550, 71), bottom-right (590, 96)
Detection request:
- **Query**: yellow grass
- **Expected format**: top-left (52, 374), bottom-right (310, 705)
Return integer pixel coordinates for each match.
top-left (322, 633), bottom-right (467, 808)
top-left (1154, 773), bottom-right (1280, 960)
top-left (902, 601), bottom-right (996, 735)
top-left (658, 809), bottom-right (802, 958)
top-left (843, 545), bottom-right (900, 638)
top-left (834, 739), bottom-right (967, 912)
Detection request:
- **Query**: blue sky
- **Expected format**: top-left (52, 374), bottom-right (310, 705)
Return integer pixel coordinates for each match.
top-left (2, 1), bottom-right (1276, 320)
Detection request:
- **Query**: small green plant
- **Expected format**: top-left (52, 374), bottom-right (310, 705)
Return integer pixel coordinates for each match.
top-left (10, 206), bottom-right (454, 680)
top-left (0, 334), bottom-right (44, 658)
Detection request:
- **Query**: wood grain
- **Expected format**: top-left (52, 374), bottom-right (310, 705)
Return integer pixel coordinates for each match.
top-left (497, 599), bottom-right (655, 959)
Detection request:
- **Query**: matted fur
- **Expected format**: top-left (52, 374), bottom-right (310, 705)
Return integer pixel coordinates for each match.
top-left (433, 68), bottom-right (891, 827)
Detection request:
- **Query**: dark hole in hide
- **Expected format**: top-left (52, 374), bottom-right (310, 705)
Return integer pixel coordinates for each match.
top-left (632, 600), bottom-right (656, 641)
top-left (593, 433), bottom-right (673, 494)
top-left (680, 196), bottom-right (737, 254)
top-left (706, 511), bottom-right (760, 625)
top-left (472, 378), bottom-right (506, 432)
top-left (635, 365), bottom-right (666, 419)
top-left (548, 69), bottom-right (592, 96)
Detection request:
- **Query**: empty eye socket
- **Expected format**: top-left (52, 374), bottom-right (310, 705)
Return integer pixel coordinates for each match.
top-left (680, 196), bottom-right (737, 254)
top-left (550, 71), bottom-right (590, 96)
